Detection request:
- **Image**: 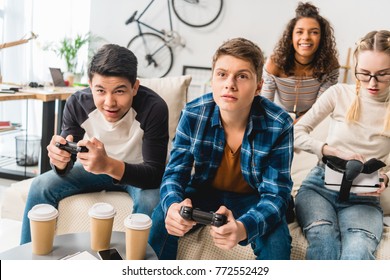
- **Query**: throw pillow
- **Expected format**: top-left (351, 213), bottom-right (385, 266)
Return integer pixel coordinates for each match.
top-left (139, 75), bottom-right (192, 146)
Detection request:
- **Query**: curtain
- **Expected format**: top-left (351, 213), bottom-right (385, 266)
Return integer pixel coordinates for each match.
top-left (0, 0), bottom-right (90, 135)
top-left (0, 0), bottom-right (34, 133)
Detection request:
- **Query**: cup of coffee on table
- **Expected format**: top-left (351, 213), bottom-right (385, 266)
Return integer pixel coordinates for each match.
top-left (124, 213), bottom-right (152, 260)
top-left (28, 204), bottom-right (59, 255)
top-left (88, 202), bottom-right (116, 251)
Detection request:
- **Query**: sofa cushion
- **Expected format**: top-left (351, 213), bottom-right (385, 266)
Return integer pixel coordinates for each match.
top-left (177, 226), bottom-right (255, 259)
top-left (57, 191), bottom-right (132, 235)
top-left (381, 188), bottom-right (390, 215)
top-left (376, 226), bottom-right (390, 259)
top-left (0, 177), bottom-right (33, 221)
top-left (139, 75), bottom-right (192, 150)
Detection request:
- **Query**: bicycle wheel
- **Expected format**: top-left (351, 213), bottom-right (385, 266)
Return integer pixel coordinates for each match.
top-left (127, 32), bottom-right (174, 78)
top-left (172, 0), bottom-right (223, 28)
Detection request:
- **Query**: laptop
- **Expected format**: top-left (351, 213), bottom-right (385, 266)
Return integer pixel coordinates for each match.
top-left (49, 67), bottom-right (66, 87)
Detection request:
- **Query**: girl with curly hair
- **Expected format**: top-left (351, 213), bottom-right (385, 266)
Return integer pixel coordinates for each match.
top-left (261, 2), bottom-right (340, 122)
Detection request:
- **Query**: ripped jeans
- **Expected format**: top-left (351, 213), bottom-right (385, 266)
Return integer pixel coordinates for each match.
top-left (295, 165), bottom-right (383, 260)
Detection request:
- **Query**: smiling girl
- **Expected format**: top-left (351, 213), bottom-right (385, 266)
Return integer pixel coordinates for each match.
top-left (261, 2), bottom-right (339, 122)
top-left (294, 30), bottom-right (390, 259)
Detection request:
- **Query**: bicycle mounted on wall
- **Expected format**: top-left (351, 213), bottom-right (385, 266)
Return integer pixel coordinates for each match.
top-left (125, 0), bottom-right (223, 78)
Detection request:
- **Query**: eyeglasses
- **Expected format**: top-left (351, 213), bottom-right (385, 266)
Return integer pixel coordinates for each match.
top-left (355, 72), bottom-right (390, 83)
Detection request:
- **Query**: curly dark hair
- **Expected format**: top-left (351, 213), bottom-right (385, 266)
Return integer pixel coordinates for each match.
top-left (271, 2), bottom-right (339, 80)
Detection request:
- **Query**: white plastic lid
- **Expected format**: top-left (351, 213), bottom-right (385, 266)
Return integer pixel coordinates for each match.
top-left (88, 202), bottom-right (116, 219)
top-left (28, 204), bottom-right (59, 221)
top-left (124, 214), bottom-right (152, 230)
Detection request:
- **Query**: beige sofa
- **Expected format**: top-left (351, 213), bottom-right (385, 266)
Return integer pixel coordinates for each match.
top-left (1, 77), bottom-right (389, 259)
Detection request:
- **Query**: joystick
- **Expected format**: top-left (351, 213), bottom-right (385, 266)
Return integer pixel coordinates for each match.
top-left (179, 206), bottom-right (227, 227)
top-left (55, 141), bottom-right (88, 154)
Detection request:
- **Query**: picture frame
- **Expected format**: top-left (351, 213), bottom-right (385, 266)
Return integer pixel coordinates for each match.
top-left (182, 66), bottom-right (212, 101)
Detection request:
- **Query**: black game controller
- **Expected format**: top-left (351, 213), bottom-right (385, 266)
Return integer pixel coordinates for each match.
top-left (55, 141), bottom-right (88, 154)
top-left (179, 206), bottom-right (227, 227)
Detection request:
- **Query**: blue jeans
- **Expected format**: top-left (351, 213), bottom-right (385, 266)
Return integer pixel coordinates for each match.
top-left (149, 187), bottom-right (291, 260)
top-left (295, 165), bottom-right (383, 260)
top-left (20, 163), bottom-right (160, 244)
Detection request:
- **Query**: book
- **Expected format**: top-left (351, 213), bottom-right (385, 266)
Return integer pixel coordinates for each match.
top-left (0, 121), bottom-right (11, 127)
top-left (0, 121), bottom-right (15, 132)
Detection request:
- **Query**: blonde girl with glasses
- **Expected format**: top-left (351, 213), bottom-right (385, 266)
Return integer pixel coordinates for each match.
top-left (294, 30), bottom-right (390, 259)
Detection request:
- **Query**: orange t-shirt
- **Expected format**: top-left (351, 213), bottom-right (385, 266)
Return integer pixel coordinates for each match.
top-left (212, 144), bottom-right (256, 194)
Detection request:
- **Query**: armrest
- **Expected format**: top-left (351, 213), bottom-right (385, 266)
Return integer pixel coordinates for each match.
top-left (0, 178), bottom-right (33, 221)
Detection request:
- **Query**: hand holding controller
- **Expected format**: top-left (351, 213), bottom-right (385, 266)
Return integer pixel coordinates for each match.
top-left (55, 141), bottom-right (89, 154)
top-left (179, 206), bottom-right (227, 227)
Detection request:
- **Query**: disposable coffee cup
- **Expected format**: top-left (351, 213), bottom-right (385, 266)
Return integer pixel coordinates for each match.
top-left (88, 202), bottom-right (116, 251)
top-left (28, 204), bottom-right (59, 255)
top-left (124, 214), bottom-right (152, 260)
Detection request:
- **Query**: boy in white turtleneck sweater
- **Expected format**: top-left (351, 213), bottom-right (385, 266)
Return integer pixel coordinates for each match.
top-left (294, 30), bottom-right (390, 260)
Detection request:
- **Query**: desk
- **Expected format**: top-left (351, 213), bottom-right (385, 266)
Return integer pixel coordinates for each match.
top-left (0, 87), bottom-right (77, 175)
top-left (0, 231), bottom-right (157, 260)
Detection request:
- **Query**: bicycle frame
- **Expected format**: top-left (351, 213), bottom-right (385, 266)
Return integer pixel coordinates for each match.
top-left (126, 0), bottom-right (221, 78)
top-left (133, 0), bottom-right (173, 37)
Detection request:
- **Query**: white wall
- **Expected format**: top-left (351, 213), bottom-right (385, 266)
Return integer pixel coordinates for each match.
top-left (89, 0), bottom-right (390, 84)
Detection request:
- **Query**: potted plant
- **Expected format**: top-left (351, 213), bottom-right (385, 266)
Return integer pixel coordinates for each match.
top-left (45, 32), bottom-right (102, 85)
top-left (56, 33), bottom-right (90, 74)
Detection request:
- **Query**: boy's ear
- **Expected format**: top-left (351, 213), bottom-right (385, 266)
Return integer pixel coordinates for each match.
top-left (256, 79), bottom-right (263, 95)
top-left (132, 79), bottom-right (140, 96)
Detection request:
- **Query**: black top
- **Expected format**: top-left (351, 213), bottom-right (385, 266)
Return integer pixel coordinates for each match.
top-left (55, 85), bottom-right (169, 189)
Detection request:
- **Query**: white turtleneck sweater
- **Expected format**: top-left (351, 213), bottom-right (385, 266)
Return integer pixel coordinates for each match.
top-left (294, 83), bottom-right (390, 178)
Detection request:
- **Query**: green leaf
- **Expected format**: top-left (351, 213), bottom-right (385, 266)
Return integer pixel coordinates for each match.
top-left (45, 32), bottom-right (100, 74)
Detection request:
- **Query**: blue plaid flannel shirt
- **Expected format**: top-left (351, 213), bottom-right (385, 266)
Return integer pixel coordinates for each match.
top-left (160, 93), bottom-right (294, 244)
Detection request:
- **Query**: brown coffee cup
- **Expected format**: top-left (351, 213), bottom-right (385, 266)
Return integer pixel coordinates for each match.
top-left (88, 202), bottom-right (116, 251)
top-left (28, 204), bottom-right (59, 255)
top-left (124, 214), bottom-right (152, 260)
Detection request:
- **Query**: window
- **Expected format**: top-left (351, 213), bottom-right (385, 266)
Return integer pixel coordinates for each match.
top-left (0, 0), bottom-right (91, 132)
top-left (0, 0), bottom-right (4, 51)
